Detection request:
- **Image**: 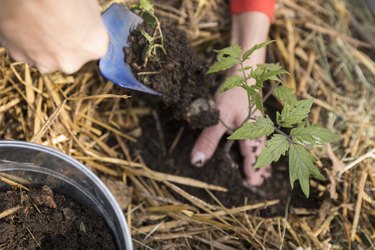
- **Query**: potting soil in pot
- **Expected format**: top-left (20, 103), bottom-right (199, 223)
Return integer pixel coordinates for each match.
top-left (0, 185), bottom-right (116, 249)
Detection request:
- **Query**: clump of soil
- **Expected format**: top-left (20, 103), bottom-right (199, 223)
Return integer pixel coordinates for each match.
top-left (125, 23), bottom-right (219, 128)
top-left (0, 186), bottom-right (116, 249)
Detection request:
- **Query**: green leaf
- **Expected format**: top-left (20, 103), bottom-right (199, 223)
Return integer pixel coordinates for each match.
top-left (207, 45), bottom-right (243, 74)
top-left (140, 0), bottom-right (153, 12)
top-left (207, 57), bottom-right (240, 74)
top-left (277, 99), bottom-right (313, 128)
top-left (288, 143), bottom-right (326, 197)
top-left (255, 134), bottom-right (289, 168)
top-left (214, 44), bottom-right (242, 59)
top-left (142, 12), bottom-right (157, 27)
top-left (291, 125), bottom-right (341, 145)
top-left (228, 116), bottom-right (274, 140)
top-left (250, 63), bottom-right (288, 88)
top-left (242, 40), bottom-right (275, 61)
top-left (243, 85), bottom-right (264, 114)
top-left (274, 86), bottom-right (297, 105)
top-left (218, 75), bottom-right (244, 93)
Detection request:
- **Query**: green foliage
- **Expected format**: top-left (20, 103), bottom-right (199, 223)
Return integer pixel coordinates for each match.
top-left (255, 134), bottom-right (289, 168)
top-left (228, 116), bottom-right (274, 140)
top-left (288, 143), bottom-right (326, 197)
top-left (139, 0), bottom-right (153, 12)
top-left (207, 57), bottom-right (240, 74)
top-left (207, 45), bottom-right (241, 74)
top-left (215, 44), bottom-right (242, 59)
top-left (131, 0), bottom-right (165, 65)
top-left (208, 41), bottom-right (340, 197)
top-left (142, 12), bottom-right (158, 27)
top-left (291, 125), bottom-right (341, 145)
top-left (250, 63), bottom-right (288, 88)
top-left (218, 75), bottom-right (243, 93)
top-left (277, 99), bottom-right (313, 128)
top-left (243, 85), bottom-right (264, 114)
top-left (274, 86), bottom-right (297, 105)
top-left (242, 40), bottom-right (275, 61)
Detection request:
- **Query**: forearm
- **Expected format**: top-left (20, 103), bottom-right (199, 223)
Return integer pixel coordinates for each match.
top-left (231, 12), bottom-right (271, 66)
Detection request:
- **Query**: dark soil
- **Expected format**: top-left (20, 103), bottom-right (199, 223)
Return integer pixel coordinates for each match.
top-left (0, 186), bottom-right (116, 250)
top-left (125, 13), bottom-right (322, 216)
top-left (125, 23), bottom-right (219, 129)
top-left (133, 95), bottom-right (323, 216)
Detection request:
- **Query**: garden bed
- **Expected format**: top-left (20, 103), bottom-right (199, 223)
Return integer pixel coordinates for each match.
top-left (0, 0), bottom-right (374, 249)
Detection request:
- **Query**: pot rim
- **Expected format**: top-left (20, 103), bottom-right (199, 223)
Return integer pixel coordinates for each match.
top-left (0, 140), bottom-right (132, 250)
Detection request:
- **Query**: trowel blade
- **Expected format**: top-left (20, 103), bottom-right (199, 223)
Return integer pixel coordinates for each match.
top-left (100, 3), bottom-right (160, 95)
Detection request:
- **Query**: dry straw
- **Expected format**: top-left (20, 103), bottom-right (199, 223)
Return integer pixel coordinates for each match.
top-left (0, 0), bottom-right (374, 249)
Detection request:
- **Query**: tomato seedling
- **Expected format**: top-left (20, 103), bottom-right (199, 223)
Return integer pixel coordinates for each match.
top-left (208, 42), bottom-right (341, 197)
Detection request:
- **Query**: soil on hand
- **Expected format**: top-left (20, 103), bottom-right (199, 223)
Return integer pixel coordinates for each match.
top-left (125, 23), bottom-right (219, 129)
top-left (0, 186), bottom-right (116, 250)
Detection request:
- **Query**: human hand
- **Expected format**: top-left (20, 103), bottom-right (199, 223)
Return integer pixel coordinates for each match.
top-left (191, 12), bottom-right (272, 186)
top-left (191, 76), bottom-right (271, 186)
top-left (0, 0), bottom-right (108, 74)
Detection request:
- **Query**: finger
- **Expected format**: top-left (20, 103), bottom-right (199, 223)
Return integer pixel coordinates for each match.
top-left (58, 57), bottom-right (87, 75)
top-left (240, 138), bottom-right (271, 186)
top-left (191, 122), bottom-right (227, 167)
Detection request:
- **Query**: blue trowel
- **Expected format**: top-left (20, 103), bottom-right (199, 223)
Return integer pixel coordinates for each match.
top-left (99, 3), bottom-right (160, 95)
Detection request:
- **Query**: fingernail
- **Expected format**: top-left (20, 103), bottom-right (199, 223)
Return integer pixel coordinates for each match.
top-left (191, 152), bottom-right (206, 167)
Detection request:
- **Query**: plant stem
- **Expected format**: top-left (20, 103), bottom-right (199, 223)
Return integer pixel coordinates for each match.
top-left (274, 126), bottom-right (289, 139)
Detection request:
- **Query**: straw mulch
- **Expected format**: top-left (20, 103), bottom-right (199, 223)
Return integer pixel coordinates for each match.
top-left (0, 0), bottom-right (374, 249)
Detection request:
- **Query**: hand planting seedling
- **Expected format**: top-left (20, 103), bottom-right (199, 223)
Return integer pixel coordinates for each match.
top-left (130, 0), bottom-right (166, 66)
top-left (208, 41), bottom-right (341, 197)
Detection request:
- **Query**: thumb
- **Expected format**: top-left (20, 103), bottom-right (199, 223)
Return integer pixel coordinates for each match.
top-left (191, 123), bottom-right (227, 167)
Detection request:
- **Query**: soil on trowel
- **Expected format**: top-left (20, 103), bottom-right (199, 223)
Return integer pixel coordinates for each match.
top-left (125, 23), bottom-right (219, 129)
top-left (0, 185), bottom-right (116, 250)
top-left (134, 96), bottom-right (323, 216)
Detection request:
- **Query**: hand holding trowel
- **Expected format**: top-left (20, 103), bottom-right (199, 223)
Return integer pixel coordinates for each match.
top-left (0, 1), bottom-right (158, 95)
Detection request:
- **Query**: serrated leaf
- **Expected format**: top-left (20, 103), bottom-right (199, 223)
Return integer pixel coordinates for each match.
top-left (244, 85), bottom-right (264, 114)
top-left (207, 57), bottom-right (240, 74)
top-left (214, 44), bottom-right (242, 59)
top-left (242, 40), bottom-right (275, 61)
top-left (140, 0), bottom-right (153, 12)
top-left (219, 75), bottom-right (244, 93)
top-left (250, 63), bottom-right (288, 88)
top-left (277, 99), bottom-right (313, 128)
top-left (291, 125), bottom-right (341, 145)
top-left (228, 116), bottom-right (274, 140)
top-left (274, 86), bottom-right (297, 105)
top-left (255, 134), bottom-right (289, 168)
top-left (288, 143), bottom-right (326, 197)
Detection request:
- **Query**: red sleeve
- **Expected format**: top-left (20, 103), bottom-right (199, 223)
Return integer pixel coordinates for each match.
top-left (231, 0), bottom-right (276, 21)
